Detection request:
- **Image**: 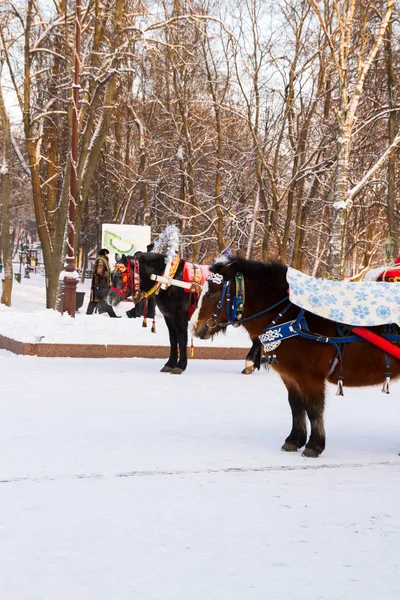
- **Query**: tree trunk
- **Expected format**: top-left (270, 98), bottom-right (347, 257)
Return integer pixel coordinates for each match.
top-left (386, 19), bottom-right (397, 255)
top-left (132, 110), bottom-right (149, 226)
top-left (329, 125), bottom-right (351, 280)
top-left (246, 188), bottom-right (261, 259)
top-left (0, 79), bottom-right (13, 306)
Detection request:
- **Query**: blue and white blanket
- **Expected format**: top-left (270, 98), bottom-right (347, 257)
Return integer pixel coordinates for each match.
top-left (287, 267), bottom-right (400, 327)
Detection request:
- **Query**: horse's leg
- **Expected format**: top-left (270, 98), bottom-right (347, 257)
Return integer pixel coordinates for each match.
top-left (301, 381), bottom-right (326, 458)
top-left (170, 324), bottom-right (188, 375)
top-left (303, 399), bottom-right (326, 458)
top-left (160, 316), bottom-right (178, 372)
top-left (281, 383), bottom-right (307, 452)
top-left (242, 337), bottom-right (262, 375)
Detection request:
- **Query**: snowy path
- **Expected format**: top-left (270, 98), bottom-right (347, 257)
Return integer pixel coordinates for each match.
top-left (1, 352), bottom-right (400, 599)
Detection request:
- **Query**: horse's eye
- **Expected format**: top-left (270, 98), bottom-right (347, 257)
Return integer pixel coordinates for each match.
top-left (206, 291), bottom-right (217, 299)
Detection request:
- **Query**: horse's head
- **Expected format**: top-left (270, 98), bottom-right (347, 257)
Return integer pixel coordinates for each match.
top-left (108, 251), bottom-right (168, 306)
top-left (192, 260), bottom-right (236, 340)
top-left (108, 254), bottom-right (133, 306)
top-left (192, 256), bottom-right (288, 340)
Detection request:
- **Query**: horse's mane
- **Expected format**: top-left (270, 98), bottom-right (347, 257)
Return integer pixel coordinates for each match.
top-left (126, 251), bottom-right (168, 266)
top-left (212, 256), bottom-right (287, 281)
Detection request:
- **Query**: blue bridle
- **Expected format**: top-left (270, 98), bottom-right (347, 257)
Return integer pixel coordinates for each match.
top-left (205, 273), bottom-right (291, 330)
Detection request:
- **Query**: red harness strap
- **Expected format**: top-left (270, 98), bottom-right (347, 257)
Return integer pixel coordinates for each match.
top-left (133, 258), bottom-right (140, 296)
top-left (352, 326), bottom-right (400, 360)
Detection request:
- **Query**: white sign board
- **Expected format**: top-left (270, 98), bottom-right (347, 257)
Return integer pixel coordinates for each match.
top-left (101, 224), bottom-right (151, 266)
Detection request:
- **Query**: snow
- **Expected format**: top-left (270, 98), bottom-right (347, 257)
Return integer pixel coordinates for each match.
top-left (59, 269), bottom-right (80, 280)
top-left (1, 270), bottom-right (400, 599)
top-left (0, 270), bottom-right (250, 347)
top-left (0, 159), bottom-right (9, 175)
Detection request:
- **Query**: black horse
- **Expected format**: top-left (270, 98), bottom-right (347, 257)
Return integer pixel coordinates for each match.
top-left (108, 251), bottom-right (262, 374)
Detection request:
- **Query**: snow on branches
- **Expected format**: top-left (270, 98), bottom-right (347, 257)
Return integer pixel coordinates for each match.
top-left (0, 159), bottom-right (8, 175)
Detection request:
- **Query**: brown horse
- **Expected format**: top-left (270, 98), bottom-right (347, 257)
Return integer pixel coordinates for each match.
top-left (193, 257), bottom-right (400, 457)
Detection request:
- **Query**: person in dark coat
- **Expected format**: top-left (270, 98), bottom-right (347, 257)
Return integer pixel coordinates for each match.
top-left (86, 248), bottom-right (120, 317)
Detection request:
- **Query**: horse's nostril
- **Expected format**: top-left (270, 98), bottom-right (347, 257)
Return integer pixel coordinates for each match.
top-left (194, 323), bottom-right (207, 339)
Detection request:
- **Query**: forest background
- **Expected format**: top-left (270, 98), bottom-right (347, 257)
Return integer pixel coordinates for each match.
top-left (1, 0), bottom-right (400, 308)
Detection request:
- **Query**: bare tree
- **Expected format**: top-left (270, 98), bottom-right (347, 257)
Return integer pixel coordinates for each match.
top-left (311, 0), bottom-right (397, 279)
top-left (0, 53), bottom-right (13, 305)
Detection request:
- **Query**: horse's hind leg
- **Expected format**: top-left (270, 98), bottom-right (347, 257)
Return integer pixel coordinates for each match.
top-left (281, 377), bottom-right (325, 457)
top-left (242, 337), bottom-right (262, 375)
top-left (281, 385), bottom-right (307, 452)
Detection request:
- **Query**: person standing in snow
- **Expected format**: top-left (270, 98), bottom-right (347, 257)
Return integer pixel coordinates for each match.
top-left (86, 248), bottom-right (120, 317)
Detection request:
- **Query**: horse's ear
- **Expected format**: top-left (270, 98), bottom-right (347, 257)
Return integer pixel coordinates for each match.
top-left (147, 243), bottom-right (154, 252)
top-left (115, 253), bottom-right (122, 263)
top-left (219, 260), bottom-right (237, 279)
top-left (120, 254), bottom-right (128, 266)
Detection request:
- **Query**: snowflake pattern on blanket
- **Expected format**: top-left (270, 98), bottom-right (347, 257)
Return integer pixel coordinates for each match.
top-left (287, 267), bottom-right (400, 327)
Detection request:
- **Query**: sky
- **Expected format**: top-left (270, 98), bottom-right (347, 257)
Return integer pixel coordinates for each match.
top-left (1, 269), bottom-right (400, 599)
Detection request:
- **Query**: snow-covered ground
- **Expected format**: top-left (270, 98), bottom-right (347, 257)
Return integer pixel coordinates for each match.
top-left (1, 270), bottom-right (400, 599)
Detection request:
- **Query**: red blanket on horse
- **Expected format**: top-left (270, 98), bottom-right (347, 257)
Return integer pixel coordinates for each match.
top-left (183, 262), bottom-right (210, 291)
top-left (182, 261), bottom-right (210, 319)
top-left (378, 257), bottom-right (400, 281)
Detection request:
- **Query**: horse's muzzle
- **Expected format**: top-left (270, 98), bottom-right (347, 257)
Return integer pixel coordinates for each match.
top-left (107, 291), bottom-right (121, 307)
top-left (194, 322), bottom-right (212, 340)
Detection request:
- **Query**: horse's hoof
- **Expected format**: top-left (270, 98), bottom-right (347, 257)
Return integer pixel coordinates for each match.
top-left (281, 442), bottom-right (299, 452)
top-left (170, 367), bottom-right (184, 375)
top-left (241, 366), bottom-right (254, 375)
top-left (242, 360), bottom-right (255, 375)
top-left (160, 365), bottom-right (173, 373)
top-left (302, 447), bottom-right (321, 458)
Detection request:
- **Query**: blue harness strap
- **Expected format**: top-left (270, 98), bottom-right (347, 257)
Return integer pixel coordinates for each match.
top-left (207, 273), bottom-right (290, 329)
top-left (259, 308), bottom-right (400, 357)
top-left (259, 315), bottom-right (307, 351)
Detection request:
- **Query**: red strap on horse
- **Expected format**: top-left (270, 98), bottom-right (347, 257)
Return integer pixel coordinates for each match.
top-left (142, 297), bottom-right (148, 327)
top-left (352, 326), bottom-right (400, 360)
top-left (133, 258), bottom-right (140, 296)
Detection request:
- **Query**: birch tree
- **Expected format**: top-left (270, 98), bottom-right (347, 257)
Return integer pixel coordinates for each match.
top-left (311, 0), bottom-right (396, 279)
